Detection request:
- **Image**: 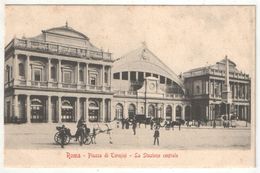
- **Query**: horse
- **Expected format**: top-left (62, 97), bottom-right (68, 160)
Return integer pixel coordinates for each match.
top-left (170, 119), bottom-right (185, 130)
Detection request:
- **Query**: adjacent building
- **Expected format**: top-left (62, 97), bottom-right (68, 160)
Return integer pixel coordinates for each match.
top-left (182, 58), bottom-right (251, 122)
top-left (4, 24), bottom-right (113, 123)
top-left (4, 24), bottom-right (251, 124)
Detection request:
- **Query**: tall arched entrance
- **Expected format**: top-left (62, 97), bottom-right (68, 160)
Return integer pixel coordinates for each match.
top-left (89, 100), bottom-right (99, 122)
top-left (166, 105), bottom-right (172, 121)
top-left (128, 104), bottom-right (136, 119)
top-left (31, 98), bottom-right (46, 122)
top-left (148, 104), bottom-right (155, 118)
top-left (176, 105), bottom-right (182, 120)
top-left (115, 103), bottom-right (124, 120)
top-left (61, 99), bottom-right (74, 122)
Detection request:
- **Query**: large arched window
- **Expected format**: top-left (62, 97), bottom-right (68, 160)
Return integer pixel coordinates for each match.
top-left (88, 100), bottom-right (99, 122)
top-left (148, 104), bottom-right (155, 118)
top-left (115, 103), bottom-right (123, 120)
top-left (176, 105), bottom-right (182, 120)
top-left (166, 105), bottom-right (172, 121)
top-left (31, 98), bottom-right (45, 122)
top-left (19, 63), bottom-right (25, 76)
top-left (128, 104), bottom-right (136, 119)
top-left (61, 100), bottom-right (74, 122)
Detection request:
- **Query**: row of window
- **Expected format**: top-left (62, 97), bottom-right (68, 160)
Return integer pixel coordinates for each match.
top-left (113, 71), bottom-right (172, 84)
top-left (16, 63), bottom-right (109, 84)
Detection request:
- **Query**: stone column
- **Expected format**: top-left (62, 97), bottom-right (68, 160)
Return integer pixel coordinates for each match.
top-left (102, 65), bottom-right (105, 91)
top-left (58, 60), bottom-right (62, 88)
top-left (109, 66), bottom-right (112, 87)
top-left (26, 95), bottom-right (31, 123)
top-left (205, 81), bottom-right (209, 94)
top-left (13, 95), bottom-right (18, 118)
top-left (85, 63), bottom-right (89, 85)
top-left (26, 55), bottom-right (31, 86)
top-left (85, 98), bottom-right (89, 123)
top-left (102, 99), bottom-right (106, 122)
top-left (48, 96), bottom-right (52, 123)
top-left (172, 104), bottom-right (176, 121)
top-left (244, 106), bottom-right (247, 121)
top-left (181, 105), bottom-right (185, 120)
top-left (156, 104), bottom-right (161, 118)
top-left (76, 62), bottom-right (80, 89)
top-left (124, 102), bottom-right (128, 119)
top-left (47, 58), bottom-right (51, 87)
top-left (107, 100), bottom-right (111, 121)
top-left (76, 97), bottom-right (80, 121)
top-left (208, 80), bottom-right (211, 97)
top-left (206, 105), bottom-right (209, 120)
top-left (58, 96), bottom-right (62, 123)
top-left (163, 104), bottom-right (166, 120)
top-left (213, 79), bottom-right (215, 98)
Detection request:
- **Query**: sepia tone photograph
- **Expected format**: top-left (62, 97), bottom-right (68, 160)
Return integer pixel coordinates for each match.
top-left (3, 5), bottom-right (256, 168)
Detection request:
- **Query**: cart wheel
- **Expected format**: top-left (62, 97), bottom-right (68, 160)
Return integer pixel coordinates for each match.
top-left (54, 132), bottom-right (61, 144)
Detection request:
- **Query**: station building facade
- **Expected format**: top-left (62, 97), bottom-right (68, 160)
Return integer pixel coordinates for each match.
top-left (4, 25), bottom-right (251, 124)
top-left (111, 45), bottom-right (191, 121)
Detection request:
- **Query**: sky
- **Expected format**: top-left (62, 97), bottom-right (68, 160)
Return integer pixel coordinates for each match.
top-left (5, 5), bottom-right (255, 76)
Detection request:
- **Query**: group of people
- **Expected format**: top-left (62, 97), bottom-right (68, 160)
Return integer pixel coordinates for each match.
top-left (120, 117), bottom-right (161, 146)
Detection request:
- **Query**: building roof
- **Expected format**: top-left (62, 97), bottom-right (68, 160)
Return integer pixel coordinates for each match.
top-left (43, 25), bottom-right (89, 40)
top-left (26, 23), bottom-right (100, 51)
top-left (185, 57), bottom-right (239, 74)
top-left (113, 45), bottom-right (184, 87)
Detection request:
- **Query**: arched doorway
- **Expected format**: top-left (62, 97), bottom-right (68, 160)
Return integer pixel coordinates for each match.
top-left (176, 105), bottom-right (182, 120)
top-left (128, 104), bottom-right (136, 119)
top-left (185, 106), bottom-right (191, 121)
top-left (31, 98), bottom-right (45, 122)
top-left (61, 100), bottom-right (74, 122)
top-left (148, 104), bottom-right (155, 118)
top-left (89, 100), bottom-right (99, 122)
top-left (166, 105), bottom-right (172, 121)
top-left (115, 103), bottom-right (123, 120)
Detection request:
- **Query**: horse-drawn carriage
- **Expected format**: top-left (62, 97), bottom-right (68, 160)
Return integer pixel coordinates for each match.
top-left (54, 125), bottom-right (92, 147)
top-left (54, 123), bottom-right (113, 148)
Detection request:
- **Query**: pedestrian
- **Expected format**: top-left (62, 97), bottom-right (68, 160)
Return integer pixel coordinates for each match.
top-left (125, 119), bottom-right (129, 129)
top-left (150, 119), bottom-right (154, 130)
top-left (213, 120), bottom-right (216, 128)
top-left (132, 120), bottom-right (137, 135)
top-left (122, 118), bottom-right (125, 129)
top-left (59, 125), bottom-right (67, 148)
top-left (153, 125), bottom-right (160, 146)
top-left (92, 127), bottom-right (97, 144)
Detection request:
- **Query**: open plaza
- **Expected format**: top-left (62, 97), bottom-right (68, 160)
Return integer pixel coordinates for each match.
top-left (4, 122), bottom-right (251, 150)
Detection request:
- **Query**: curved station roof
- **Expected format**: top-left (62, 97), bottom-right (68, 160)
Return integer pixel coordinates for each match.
top-left (113, 45), bottom-right (184, 88)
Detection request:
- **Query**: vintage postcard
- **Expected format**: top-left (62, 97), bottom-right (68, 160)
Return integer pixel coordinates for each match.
top-left (3, 5), bottom-right (256, 168)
